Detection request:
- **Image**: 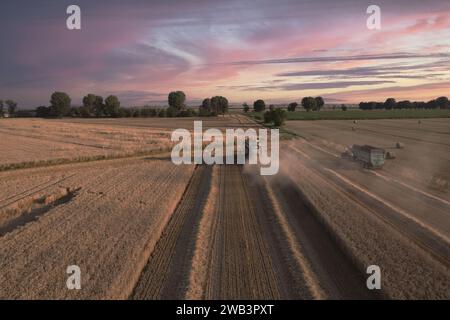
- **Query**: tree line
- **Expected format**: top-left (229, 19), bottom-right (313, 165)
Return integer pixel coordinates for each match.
top-left (359, 97), bottom-right (450, 110)
top-left (243, 96), bottom-right (325, 114)
top-left (31, 91), bottom-right (228, 118)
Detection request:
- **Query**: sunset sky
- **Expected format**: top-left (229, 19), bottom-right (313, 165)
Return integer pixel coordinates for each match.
top-left (1, 0), bottom-right (450, 108)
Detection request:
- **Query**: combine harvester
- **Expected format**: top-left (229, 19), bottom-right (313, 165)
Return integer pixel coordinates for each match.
top-left (342, 145), bottom-right (385, 169)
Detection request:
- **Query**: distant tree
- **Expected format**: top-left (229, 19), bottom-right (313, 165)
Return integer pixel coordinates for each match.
top-left (314, 97), bottom-right (324, 111)
top-left (67, 106), bottom-right (80, 117)
top-left (117, 108), bottom-right (126, 118)
top-left (269, 104), bottom-right (276, 111)
top-left (397, 100), bottom-right (413, 109)
top-left (50, 92), bottom-right (71, 118)
top-left (359, 101), bottom-right (376, 110)
top-left (121, 108), bottom-right (133, 117)
top-left (221, 96), bottom-right (229, 114)
top-left (15, 110), bottom-right (34, 118)
top-left (341, 104), bottom-right (348, 111)
top-left (263, 111), bottom-right (272, 123)
top-left (210, 97), bottom-right (219, 115)
top-left (272, 108), bottom-right (287, 126)
top-left (201, 98), bottom-right (211, 112)
top-left (301, 97), bottom-right (316, 112)
top-left (426, 100), bottom-right (438, 109)
top-left (167, 106), bottom-right (180, 117)
top-left (158, 109), bottom-right (167, 117)
top-left (253, 99), bottom-right (266, 112)
top-left (436, 96), bottom-right (450, 109)
top-left (413, 101), bottom-right (426, 109)
top-left (287, 102), bottom-right (298, 112)
top-left (264, 108), bottom-right (287, 127)
top-left (0, 100), bottom-right (3, 117)
top-left (5, 100), bottom-right (18, 116)
top-left (104, 95), bottom-right (120, 117)
top-left (82, 94), bottom-right (96, 117)
top-left (36, 106), bottom-right (51, 117)
top-left (168, 91), bottom-right (186, 110)
top-left (179, 108), bottom-right (196, 117)
top-left (384, 98), bottom-right (396, 110)
top-left (243, 102), bottom-right (250, 113)
top-left (131, 108), bottom-right (141, 118)
top-left (78, 105), bottom-right (89, 117)
top-left (93, 96), bottom-right (104, 116)
top-left (211, 96), bottom-right (228, 115)
top-left (199, 98), bottom-right (213, 116)
top-left (369, 101), bottom-right (378, 110)
top-left (80, 94), bottom-right (104, 117)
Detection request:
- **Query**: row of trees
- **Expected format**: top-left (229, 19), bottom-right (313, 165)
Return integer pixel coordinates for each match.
top-left (244, 97), bottom-right (325, 113)
top-left (35, 92), bottom-right (121, 118)
top-left (0, 100), bottom-right (18, 117)
top-left (34, 91), bottom-right (229, 118)
top-left (359, 97), bottom-right (450, 110)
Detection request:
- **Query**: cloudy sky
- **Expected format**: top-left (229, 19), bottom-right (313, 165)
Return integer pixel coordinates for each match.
top-left (1, 0), bottom-right (450, 107)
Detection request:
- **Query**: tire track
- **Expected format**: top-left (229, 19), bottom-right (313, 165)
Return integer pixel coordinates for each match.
top-left (0, 174), bottom-right (77, 210)
top-left (204, 165), bottom-right (281, 299)
top-left (261, 175), bottom-right (378, 299)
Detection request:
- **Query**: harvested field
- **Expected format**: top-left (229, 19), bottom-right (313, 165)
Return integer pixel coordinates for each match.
top-left (279, 134), bottom-right (450, 298)
top-left (0, 118), bottom-right (174, 169)
top-left (0, 116), bottom-right (250, 171)
top-left (286, 118), bottom-right (450, 196)
top-left (0, 157), bottom-right (194, 299)
top-left (131, 165), bottom-right (213, 299)
top-left (1, 116), bottom-right (449, 300)
top-left (132, 164), bottom-right (382, 300)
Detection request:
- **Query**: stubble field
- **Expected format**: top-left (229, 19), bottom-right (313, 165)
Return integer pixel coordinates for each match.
top-left (0, 116), bottom-right (448, 299)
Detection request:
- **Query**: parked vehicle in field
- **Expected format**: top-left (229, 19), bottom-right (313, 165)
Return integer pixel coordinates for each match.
top-left (341, 145), bottom-right (385, 169)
